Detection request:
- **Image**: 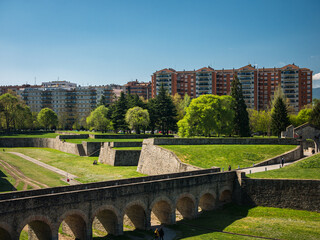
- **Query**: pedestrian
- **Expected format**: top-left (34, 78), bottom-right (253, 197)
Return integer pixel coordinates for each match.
top-left (154, 228), bottom-right (160, 240)
top-left (228, 165), bottom-right (231, 171)
top-left (281, 157), bottom-right (284, 167)
top-left (159, 227), bottom-right (164, 240)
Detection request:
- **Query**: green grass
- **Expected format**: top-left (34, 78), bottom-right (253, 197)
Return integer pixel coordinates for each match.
top-left (0, 132), bottom-right (59, 138)
top-left (64, 138), bottom-right (144, 144)
top-left (248, 153), bottom-right (320, 179)
top-left (0, 151), bottom-right (68, 190)
top-left (160, 145), bottom-right (297, 169)
top-left (169, 204), bottom-right (320, 240)
top-left (0, 165), bottom-right (20, 192)
top-left (4, 148), bottom-right (145, 184)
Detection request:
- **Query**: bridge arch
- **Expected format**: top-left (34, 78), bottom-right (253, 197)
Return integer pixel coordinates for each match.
top-left (123, 200), bottom-right (148, 230)
top-left (219, 187), bottom-right (232, 203)
top-left (57, 209), bottom-right (87, 240)
top-left (175, 193), bottom-right (197, 220)
top-left (0, 222), bottom-right (12, 240)
top-left (199, 190), bottom-right (216, 211)
top-left (18, 215), bottom-right (53, 240)
top-left (150, 196), bottom-right (174, 225)
top-left (92, 205), bottom-right (122, 236)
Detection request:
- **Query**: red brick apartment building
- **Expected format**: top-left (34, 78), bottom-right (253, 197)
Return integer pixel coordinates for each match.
top-left (124, 80), bottom-right (151, 100)
top-left (151, 64), bottom-right (312, 111)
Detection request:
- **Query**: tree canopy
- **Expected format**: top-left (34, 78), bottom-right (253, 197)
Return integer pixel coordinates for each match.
top-left (125, 107), bottom-right (149, 134)
top-left (310, 100), bottom-right (320, 128)
top-left (271, 97), bottom-right (290, 137)
top-left (178, 94), bottom-right (234, 137)
top-left (37, 108), bottom-right (58, 130)
top-left (86, 105), bottom-right (112, 132)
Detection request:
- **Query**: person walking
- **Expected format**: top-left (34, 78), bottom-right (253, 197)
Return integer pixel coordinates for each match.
top-left (159, 227), bottom-right (164, 240)
top-left (154, 228), bottom-right (160, 240)
top-left (281, 157), bottom-right (284, 167)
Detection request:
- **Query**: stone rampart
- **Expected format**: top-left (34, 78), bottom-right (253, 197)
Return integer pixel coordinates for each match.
top-left (98, 143), bottom-right (141, 166)
top-left (241, 177), bottom-right (320, 212)
top-left (91, 134), bottom-right (174, 139)
top-left (82, 141), bottom-right (102, 156)
top-left (58, 134), bottom-right (89, 139)
top-left (137, 139), bottom-right (207, 175)
top-left (253, 145), bottom-right (303, 167)
top-left (153, 138), bottom-right (299, 145)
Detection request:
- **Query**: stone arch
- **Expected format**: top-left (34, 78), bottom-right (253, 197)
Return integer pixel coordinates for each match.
top-left (199, 190), bottom-right (216, 211)
top-left (57, 209), bottom-right (87, 240)
top-left (0, 222), bottom-right (12, 240)
top-left (219, 187), bottom-right (232, 203)
top-left (18, 215), bottom-right (53, 240)
top-left (150, 196), bottom-right (174, 225)
top-left (175, 193), bottom-right (197, 220)
top-left (123, 201), bottom-right (148, 230)
top-left (92, 205), bottom-right (121, 236)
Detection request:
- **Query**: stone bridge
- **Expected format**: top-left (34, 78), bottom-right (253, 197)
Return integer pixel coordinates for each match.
top-left (0, 169), bottom-right (238, 240)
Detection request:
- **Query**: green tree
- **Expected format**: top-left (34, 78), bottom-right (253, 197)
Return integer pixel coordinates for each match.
top-left (127, 94), bottom-right (146, 109)
top-left (111, 92), bottom-right (128, 132)
top-left (0, 93), bottom-right (19, 130)
top-left (37, 108), bottom-right (58, 130)
top-left (178, 95), bottom-right (234, 137)
top-left (155, 85), bottom-right (177, 134)
top-left (271, 97), bottom-right (290, 137)
top-left (146, 98), bottom-right (158, 134)
top-left (125, 107), bottom-right (150, 134)
top-left (248, 109), bottom-right (271, 135)
top-left (231, 75), bottom-right (250, 137)
top-left (173, 93), bottom-right (191, 121)
top-left (86, 105), bottom-right (112, 132)
top-left (98, 95), bottom-right (107, 107)
top-left (310, 100), bottom-right (320, 128)
top-left (13, 105), bottom-right (33, 130)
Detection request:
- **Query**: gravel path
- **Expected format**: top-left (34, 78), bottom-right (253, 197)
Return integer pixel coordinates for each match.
top-left (8, 152), bottom-right (80, 185)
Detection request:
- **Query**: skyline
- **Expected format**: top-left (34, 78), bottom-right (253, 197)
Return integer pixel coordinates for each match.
top-left (1, 0), bottom-right (320, 87)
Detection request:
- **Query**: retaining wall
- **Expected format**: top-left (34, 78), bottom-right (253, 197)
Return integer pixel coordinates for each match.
top-left (253, 145), bottom-right (303, 167)
top-left (137, 139), bottom-right (211, 175)
top-left (98, 143), bottom-right (141, 166)
top-left (0, 138), bottom-right (86, 156)
top-left (153, 138), bottom-right (299, 145)
top-left (241, 177), bottom-right (320, 212)
top-left (91, 134), bottom-right (174, 139)
top-left (57, 134), bottom-right (89, 139)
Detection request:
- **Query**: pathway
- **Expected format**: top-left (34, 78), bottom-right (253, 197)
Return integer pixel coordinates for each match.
top-left (8, 152), bottom-right (80, 185)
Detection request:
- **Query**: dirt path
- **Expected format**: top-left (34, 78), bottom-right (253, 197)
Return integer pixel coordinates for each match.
top-left (0, 159), bottom-right (48, 190)
top-left (9, 152), bottom-right (80, 185)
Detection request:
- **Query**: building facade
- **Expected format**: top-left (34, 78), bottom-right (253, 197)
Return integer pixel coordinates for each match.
top-left (124, 80), bottom-right (151, 100)
top-left (151, 64), bottom-right (313, 111)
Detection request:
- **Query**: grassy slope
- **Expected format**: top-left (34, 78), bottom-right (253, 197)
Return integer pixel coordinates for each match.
top-left (5, 148), bottom-right (144, 183)
top-left (161, 145), bottom-right (296, 170)
top-left (169, 204), bottom-right (320, 240)
top-left (0, 133), bottom-right (59, 138)
top-left (248, 153), bottom-right (320, 179)
top-left (0, 151), bottom-right (68, 190)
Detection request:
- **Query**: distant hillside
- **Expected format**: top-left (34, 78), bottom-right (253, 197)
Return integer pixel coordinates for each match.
top-left (313, 88), bottom-right (320, 99)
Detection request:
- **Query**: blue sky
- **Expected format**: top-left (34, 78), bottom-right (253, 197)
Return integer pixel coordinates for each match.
top-left (0, 0), bottom-right (320, 87)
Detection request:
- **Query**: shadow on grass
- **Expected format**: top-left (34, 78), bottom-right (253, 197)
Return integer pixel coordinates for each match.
top-left (93, 229), bottom-right (153, 240)
top-left (168, 204), bottom-right (252, 239)
top-left (0, 169), bottom-right (16, 192)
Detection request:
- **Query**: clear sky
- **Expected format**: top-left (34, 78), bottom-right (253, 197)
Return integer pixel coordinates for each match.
top-left (1, 0), bottom-right (320, 87)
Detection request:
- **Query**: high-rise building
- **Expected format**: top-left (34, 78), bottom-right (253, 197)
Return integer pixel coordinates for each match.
top-left (151, 64), bottom-right (313, 111)
top-left (124, 80), bottom-right (151, 100)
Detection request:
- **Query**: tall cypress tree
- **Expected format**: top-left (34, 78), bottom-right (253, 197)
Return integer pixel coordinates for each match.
top-left (155, 85), bottom-right (177, 134)
top-left (111, 92), bottom-right (128, 132)
top-left (271, 97), bottom-right (290, 137)
top-left (310, 100), bottom-right (320, 128)
top-left (231, 75), bottom-right (250, 137)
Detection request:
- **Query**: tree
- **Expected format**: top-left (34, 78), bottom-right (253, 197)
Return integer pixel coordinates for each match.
top-left (147, 98), bottom-right (158, 134)
top-left (155, 85), bottom-right (177, 134)
top-left (291, 108), bottom-right (312, 127)
top-left (37, 108), bottom-right (58, 130)
top-left (111, 92), bottom-right (128, 132)
top-left (231, 75), bottom-right (250, 137)
top-left (86, 105), bottom-right (112, 132)
top-left (310, 100), bottom-right (320, 128)
top-left (125, 107), bottom-right (150, 134)
top-left (0, 93), bottom-right (19, 130)
top-left (178, 95), bottom-right (235, 137)
top-left (13, 105), bottom-right (33, 130)
top-left (248, 109), bottom-right (271, 135)
top-left (98, 95), bottom-right (107, 107)
top-left (271, 97), bottom-right (290, 137)
top-left (173, 93), bottom-right (191, 121)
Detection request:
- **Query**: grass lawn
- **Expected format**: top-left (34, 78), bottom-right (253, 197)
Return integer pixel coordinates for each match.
top-left (3, 148), bottom-right (144, 184)
top-left (64, 138), bottom-right (144, 144)
top-left (0, 151), bottom-right (68, 191)
top-left (0, 164), bottom-right (22, 192)
top-left (168, 204), bottom-right (320, 240)
top-left (0, 132), bottom-right (59, 138)
top-left (248, 153), bottom-right (320, 179)
top-left (161, 145), bottom-right (297, 170)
